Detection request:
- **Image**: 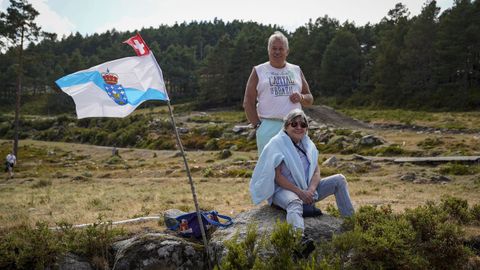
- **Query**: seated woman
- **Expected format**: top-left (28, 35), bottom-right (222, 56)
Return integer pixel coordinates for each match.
top-left (250, 108), bottom-right (354, 233)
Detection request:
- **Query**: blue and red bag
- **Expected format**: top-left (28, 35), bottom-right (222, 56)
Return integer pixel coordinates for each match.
top-left (168, 210), bottom-right (233, 238)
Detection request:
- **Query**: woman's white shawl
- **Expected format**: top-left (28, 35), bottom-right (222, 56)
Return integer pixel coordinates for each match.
top-left (249, 130), bottom-right (318, 205)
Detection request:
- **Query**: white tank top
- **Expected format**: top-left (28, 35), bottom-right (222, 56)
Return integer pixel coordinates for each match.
top-left (255, 62), bottom-right (302, 119)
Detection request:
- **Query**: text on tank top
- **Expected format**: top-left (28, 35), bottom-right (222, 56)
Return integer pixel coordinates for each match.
top-left (255, 62), bottom-right (302, 119)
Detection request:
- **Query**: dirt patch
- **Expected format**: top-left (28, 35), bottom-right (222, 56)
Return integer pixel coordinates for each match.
top-left (304, 105), bottom-right (371, 129)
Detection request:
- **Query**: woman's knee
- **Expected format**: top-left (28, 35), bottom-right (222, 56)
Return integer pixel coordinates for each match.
top-left (286, 199), bottom-right (303, 213)
top-left (334, 174), bottom-right (347, 186)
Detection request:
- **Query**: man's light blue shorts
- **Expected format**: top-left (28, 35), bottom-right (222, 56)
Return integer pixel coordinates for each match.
top-left (256, 118), bottom-right (284, 154)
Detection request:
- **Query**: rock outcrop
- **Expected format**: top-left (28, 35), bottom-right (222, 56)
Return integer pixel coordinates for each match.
top-left (111, 233), bottom-right (205, 270)
top-left (57, 253), bottom-right (93, 270)
top-left (59, 206), bottom-right (344, 270)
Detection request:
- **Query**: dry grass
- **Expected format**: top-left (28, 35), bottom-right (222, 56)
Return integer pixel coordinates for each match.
top-left (0, 140), bottom-right (256, 230)
top-left (0, 125), bottom-right (479, 233)
top-left (342, 109), bottom-right (480, 130)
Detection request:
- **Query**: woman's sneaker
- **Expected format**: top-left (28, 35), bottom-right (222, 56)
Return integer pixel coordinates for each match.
top-left (294, 235), bottom-right (315, 259)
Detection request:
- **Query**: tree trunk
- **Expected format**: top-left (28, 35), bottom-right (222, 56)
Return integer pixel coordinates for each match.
top-left (13, 28), bottom-right (24, 157)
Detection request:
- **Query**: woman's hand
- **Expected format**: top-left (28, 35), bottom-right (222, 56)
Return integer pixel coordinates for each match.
top-left (296, 189), bottom-right (315, 205)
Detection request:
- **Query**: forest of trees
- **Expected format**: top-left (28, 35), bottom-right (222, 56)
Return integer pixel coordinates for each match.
top-left (1, 0), bottom-right (479, 112)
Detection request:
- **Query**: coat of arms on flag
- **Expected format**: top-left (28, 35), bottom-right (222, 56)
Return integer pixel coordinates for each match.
top-left (102, 69), bottom-right (128, 105)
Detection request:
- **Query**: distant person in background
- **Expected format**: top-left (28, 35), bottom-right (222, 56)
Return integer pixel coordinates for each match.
top-left (5, 152), bottom-right (16, 178)
top-left (243, 31), bottom-right (314, 154)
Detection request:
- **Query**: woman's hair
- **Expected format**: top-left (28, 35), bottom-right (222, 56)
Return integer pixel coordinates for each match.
top-left (268, 31), bottom-right (289, 51)
top-left (283, 108), bottom-right (308, 130)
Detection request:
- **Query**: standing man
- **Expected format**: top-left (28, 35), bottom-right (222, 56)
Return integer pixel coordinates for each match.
top-left (243, 31), bottom-right (314, 154)
top-left (5, 152), bottom-right (16, 178)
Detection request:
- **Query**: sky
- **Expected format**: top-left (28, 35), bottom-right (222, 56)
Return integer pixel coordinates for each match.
top-left (1, 0), bottom-right (455, 38)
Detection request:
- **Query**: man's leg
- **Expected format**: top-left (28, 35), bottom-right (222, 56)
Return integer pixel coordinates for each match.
top-left (272, 188), bottom-right (305, 231)
top-left (316, 174), bottom-right (354, 217)
top-left (7, 165), bottom-right (12, 178)
top-left (256, 119), bottom-right (283, 154)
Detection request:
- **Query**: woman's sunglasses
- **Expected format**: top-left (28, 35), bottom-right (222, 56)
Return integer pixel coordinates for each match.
top-left (290, 121), bottom-right (308, 128)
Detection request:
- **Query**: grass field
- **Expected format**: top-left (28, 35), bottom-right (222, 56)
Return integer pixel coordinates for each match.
top-left (0, 108), bottom-right (479, 234)
top-left (341, 108), bottom-right (480, 130)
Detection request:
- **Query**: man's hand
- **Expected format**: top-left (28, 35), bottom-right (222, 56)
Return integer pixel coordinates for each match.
top-left (289, 92), bottom-right (303, 104)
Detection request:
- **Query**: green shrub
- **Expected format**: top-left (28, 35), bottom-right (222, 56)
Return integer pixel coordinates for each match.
top-left (66, 222), bottom-right (122, 262)
top-left (205, 138), bottom-right (220, 150)
top-left (203, 167), bottom-right (215, 177)
top-left (356, 144), bottom-right (407, 156)
top-left (376, 144), bottom-right (406, 156)
top-left (343, 201), bottom-right (472, 269)
top-left (316, 142), bottom-right (345, 154)
top-left (218, 138), bottom-right (256, 152)
top-left (220, 221), bottom-right (315, 270)
top-left (265, 221), bottom-right (303, 269)
top-left (205, 125), bottom-right (225, 138)
top-left (440, 196), bottom-right (472, 224)
top-left (318, 166), bottom-right (340, 177)
top-left (220, 223), bottom-right (260, 270)
top-left (324, 203), bottom-right (340, 217)
top-left (181, 134), bottom-right (209, 150)
top-left (333, 129), bottom-right (353, 136)
top-left (0, 222), bottom-right (62, 270)
top-left (439, 163), bottom-right (478, 175)
top-left (352, 217), bottom-right (426, 269)
top-left (94, 131), bottom-right (109, 145)
top-left (404, 202), bottom-right (448, 242)
top-left (30, 118), bottom-right (56, 131)
top-left (471, 204), bottom-right (480, 223)
top-left (56, 114), bottom-right (75, 125)
top-left (188, 115), bottom-right (211, 123)
top-left (420, 221), bottom-right (471, 270)
top-left (225, 168), bottom-right (252, 178)
top-left (35, 128), bottom-right (64, 141)
top-left (57, 220), bottom-right (125, 269)
top-left (148, 136), bottom-right (176, 150)
top-left (417, 137), bottom-right (444, 150)
top-left (105, 155), bottom-right (124, 165)
top-left (0, 122), bottom-right (11, 137)
top-left (348, 204), bottom-right (395, 231)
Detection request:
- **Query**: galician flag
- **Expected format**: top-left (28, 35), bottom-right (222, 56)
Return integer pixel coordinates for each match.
top-left (56, 33), bottom-right (169, 119)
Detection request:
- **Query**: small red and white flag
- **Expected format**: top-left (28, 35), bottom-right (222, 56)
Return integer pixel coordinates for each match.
top-left (123, 33), bottom-right (150, 56)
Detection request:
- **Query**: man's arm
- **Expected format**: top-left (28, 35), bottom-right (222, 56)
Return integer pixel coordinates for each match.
top-left (288, 69), bottom-right (314, 106)
top-left (243, 68), bottom-right (261, 126)
top-left (299, 70), bottom-right (313, 106)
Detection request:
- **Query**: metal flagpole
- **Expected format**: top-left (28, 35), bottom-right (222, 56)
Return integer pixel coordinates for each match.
top-left (149, 52), bottom-right (210, 252)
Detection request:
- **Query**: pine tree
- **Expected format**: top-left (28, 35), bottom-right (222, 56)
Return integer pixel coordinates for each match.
top-left (0, 0), bottom-right (41, 156)
top-left (319, 30), bottom-right (362, 100)
top-left (399, 0), bottom-right (440, 108)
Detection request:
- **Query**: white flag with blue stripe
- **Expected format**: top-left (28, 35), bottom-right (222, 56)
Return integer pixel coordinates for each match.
top-left (56, 53), bottom-right (169, 119)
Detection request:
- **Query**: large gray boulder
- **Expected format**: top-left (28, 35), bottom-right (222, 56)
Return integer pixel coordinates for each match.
top-left (208, 205), bottom-right (344, 266)
top-left (359, 135), bottom-right (386, 146)
top-left (112, 233), bottom-right (205, 270)
top-left (58, 253), bottom-right (93, 270)
top-left (67, 206), bottom-right (345, 269)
